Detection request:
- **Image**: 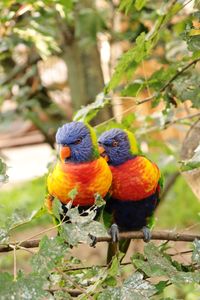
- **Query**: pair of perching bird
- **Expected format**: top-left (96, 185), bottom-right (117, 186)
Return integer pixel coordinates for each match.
top-left (45, 121), bottom-right (162, 263)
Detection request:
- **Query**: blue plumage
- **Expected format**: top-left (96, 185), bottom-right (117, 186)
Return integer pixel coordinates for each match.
top-left (56, 121), bottom-right (95, 163)
top-left (105, 193), bottom-right (158, 231)
top-left (98, 128), bottom-right (134, 166)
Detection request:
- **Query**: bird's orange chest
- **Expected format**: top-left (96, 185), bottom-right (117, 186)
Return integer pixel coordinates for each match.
top-left (110, 156), bottom-right (160, 201)
top-left (47, 157), bottom-right (112, 206)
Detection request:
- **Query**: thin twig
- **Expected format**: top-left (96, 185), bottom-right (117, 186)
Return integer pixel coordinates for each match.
top-left (0, 230), bottom-right (199, 253)
top-left (95, 57), bottom-right (200, 129)
top-left (137, 111), bottom-right (200, 136)
top-left (64, 261), bottom-right (132, 272)
top-left (17, 245), bottom-right (35, 254)
top-left (161, 172), bottom-right (180, 200)
top-left (10, 245), bottom-right (17, 281)
top-left (164, 112), bottom-right (200, 127)
top-left (170, 249), bottom-right (193, 256)
top-left (46, 288), bottom-right (82, 297)
top-left (160, 58), bottom-right (200, 92)
top-left (56, 268), bottom-right (93, 300)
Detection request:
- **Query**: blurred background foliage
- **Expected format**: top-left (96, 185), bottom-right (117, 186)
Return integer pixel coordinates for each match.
top-left (0, 0), bottom-right (200, 299)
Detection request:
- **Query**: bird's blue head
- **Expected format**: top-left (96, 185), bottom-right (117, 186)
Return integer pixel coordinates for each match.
top-left (98, 128), bottom-right (138, 166)
top-left (56, 121), bottom-right (99, 163)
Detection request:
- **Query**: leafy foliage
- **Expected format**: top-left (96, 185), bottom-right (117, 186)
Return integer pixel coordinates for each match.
top-left (98, 272), bottom-right (156, 300)
top-left (192, 239), bottom-right (200, 266)
top-left (73, 93), bottom-right (110, 122)
top-left (0, 0), bottom-right (200, 299)
top-left (0, 159), bottom-right (8, 185)
top-left (0, 272), bottom-right (49, 300)
top-left (181, 144), bottom-right (200, 171)
top-left (0, 203), bottom-right (199, 299)
top-left (132, 243), bottom-right (200, 285)
top-left (60, 206), bottom-right (108, 246)
top-left (31, 235), bottom-right (68, 274)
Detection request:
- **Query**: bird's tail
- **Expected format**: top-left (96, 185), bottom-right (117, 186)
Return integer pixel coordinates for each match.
top-left (107, 238), bottom-right (131, 264)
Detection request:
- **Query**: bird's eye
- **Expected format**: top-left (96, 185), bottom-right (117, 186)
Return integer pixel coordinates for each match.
top-left (74, 138), bottom-right (82, 145)
top-left (112, 140), bottom-right (119, 147)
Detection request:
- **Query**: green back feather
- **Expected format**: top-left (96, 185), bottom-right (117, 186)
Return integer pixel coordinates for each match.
top-left (124, 129), bottom-right (139, 155)
top-left (85, 123), bottom-right (100, 160)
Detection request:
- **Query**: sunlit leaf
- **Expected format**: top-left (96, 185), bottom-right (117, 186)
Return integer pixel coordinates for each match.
top-left (31, 235), bottom-right (67, 274)
top-left (68, 188), bottom-right (78, 201)
top-left (135, 0), bottom-right (146, 11)
top-left (106, 32), bottom-right (152, 92)
top-left (181, 143), bottom-right (200, 171)
top-left (132, 243), bottom-right (200, 285)
top-left (0, 272), bottom-right (49, 300)
top-left (61, 219), bottom-right (108, 246)
top-left (171, 72), bottom-right (200, 109)
top-left (5, 208), bottom-right (46, 231)
top-left (119, 0), bottom-right (134, 14)
top-left (192, 239), bottom-right (200, 266)
top-left (0, 228), bottom-right (9, 243)
top-left (98, 272), bottom-right (156, 300)
top-left (0, 158), bottom-right (8, 185)
top-left (73, 93), bottom-right (109, 122)
top-left (95, 193), bottom-right (106, 208)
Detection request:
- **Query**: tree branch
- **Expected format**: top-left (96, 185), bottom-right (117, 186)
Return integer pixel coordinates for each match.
top-left (161, 172), bottom-right (180, 200)
top-left (98, 57), bottom-right (200, 129)
top-left (160, 58), bottom-right (200, 92)
top-left (0, 230), bottom-right (199, 253)
top-left (47, 288), bottom-right (82, 297)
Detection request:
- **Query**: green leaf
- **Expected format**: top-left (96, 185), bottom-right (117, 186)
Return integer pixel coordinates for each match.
top-left (31, 235), bottom-right (67, 274)
top-left (135, 0), bottom-right (146, 11)
top-left (98, 272), bottom-right (156, 300)
top-left (108, 256), bottom-right (120, 277)
top-left (132, 243), bottom-right (200, 285)
top-left (61, 218), bottom-right (108, 246)
top-left (180, 144), bottom-right (200, 171)
top-left (103, 276), bottom-right (118, 287)
top-left (73, 93), bottom-right (109, 122)
top-left (60, 206), bottom-right (108, 245)
top-left (52, 198), bottom-right (63, 222)
top-left (106, 32), bottom-right (152, 92)
top-left (121, 80), bottom-right (144, 97)
top-left (95, 193), bottom-right (106, 208)
top-left (183, 19), bottom-right (200, 53)
top-left (119, 0), bottom-right (134, 14)
top-left (194, 0), bottom-right (200, 9)
top-left (0, 228), bottom-right (9, 243)
top-left (0, 158), bottom-right (8, 185)
top-left (171, 72), bottom-right (200, 109)
top-left (192, 239), bottom-right (200, 266)
top-left (5, 208), bottom-right (46, 232)
top-left (54, 290), bottom-right (71, 300)
top-left (68, 188), bottom-right (78, 201)
top-left (0, 272), bottom-right (49, 300)
top-left (155, 281), bottom-right (169, 294)
top-left (67, 206), bottom-right (97, 224)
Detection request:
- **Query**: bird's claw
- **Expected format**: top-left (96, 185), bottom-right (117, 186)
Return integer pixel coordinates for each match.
top-left (88, 233), bottom-right (97, 248)
top-left (142, 226), bottom-right (151, 243)
top-left (109, 223), bottom-right (119, 243)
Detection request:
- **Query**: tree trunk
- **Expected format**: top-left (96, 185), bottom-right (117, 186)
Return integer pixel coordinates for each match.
top-left (62, 1), bottom-right (113, 124)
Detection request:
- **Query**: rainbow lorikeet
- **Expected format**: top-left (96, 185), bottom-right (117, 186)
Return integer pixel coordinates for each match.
top-left (45, 121), bottom-right (112, 219)
top-left (98, 128), bottom-right (162, 263)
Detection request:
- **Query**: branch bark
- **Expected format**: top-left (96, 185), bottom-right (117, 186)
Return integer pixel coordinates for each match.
top-left (1, 230), bottom-right (199, 253)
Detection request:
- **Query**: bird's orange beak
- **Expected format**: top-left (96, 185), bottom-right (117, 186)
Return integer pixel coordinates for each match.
top-left (98, 145), bottom-right (109, 162)
top-left (60, 146), bottom-right (71, 162)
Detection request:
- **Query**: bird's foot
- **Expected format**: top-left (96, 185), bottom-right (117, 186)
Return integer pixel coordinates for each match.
top-left (142, 226), bottom-right (151, 243)
top-left (88, 233), bottom-right (97, 248)
top-left (109, 223), bottom-right (119, 243)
